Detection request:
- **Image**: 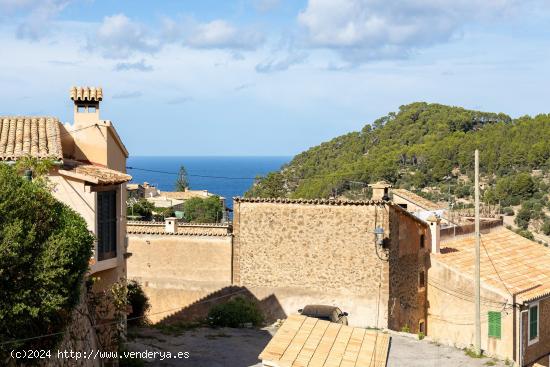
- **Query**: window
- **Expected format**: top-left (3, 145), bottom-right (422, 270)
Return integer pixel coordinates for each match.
top-left (88, 105), bottom-right (96, 113)
top-left (529, 303), bottom-right (539, 344)
top-left (420, 234), bottom-right (425, 249)
top-left (488, 311), bottom-right (501, 339)
top-left (77, 105), bottom-right (86, 113)
top-left (419, 270), bottom-right (425, 289)
top-left (97, 190), bottom-right (117, 261)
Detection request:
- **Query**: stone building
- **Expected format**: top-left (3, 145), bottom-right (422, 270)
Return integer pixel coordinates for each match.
top-left (231, 196), bottom-right (432, 330)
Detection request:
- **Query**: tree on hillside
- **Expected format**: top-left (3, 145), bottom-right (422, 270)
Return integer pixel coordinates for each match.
top-left (175, 165), bottom-right (189, 191)
top-left (0, 165), bottom-right (94, 358)
top-left (246, 103), bottom-right (550, 199)
top-left (182, 196), bottom-right (224, 223)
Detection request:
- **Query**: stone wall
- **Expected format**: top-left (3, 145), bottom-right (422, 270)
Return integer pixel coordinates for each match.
top-left (232, 198), bottom-right (394, 327)
top-left (39, 286), bottom-right (101, 367)
top-left (387, 207), bottom-right (430, 333)
top-left (523, 297), bottom-right (550, 366)
top-left (126, 223), bottom-right (233, 323)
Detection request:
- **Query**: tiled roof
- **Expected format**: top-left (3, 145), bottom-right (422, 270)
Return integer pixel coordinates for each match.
top-left (127, 221), bottom-right (231, 236)
top-left (234, 197), bottom-right (386, 206)
top-left (435, 228), bottom-right (550, 303)
top-left (161, 190), bottom-right (219, 200)
top-left (0, 116), bottom-right (63, 161)
top-left (70, 86), bottom-right (103, 102)
top-left (392, 189), bottom-right (445, 211)
top-left (60, 163), bottom-right (131, 185)
top-left (259, 314), bottom-right (390, 367)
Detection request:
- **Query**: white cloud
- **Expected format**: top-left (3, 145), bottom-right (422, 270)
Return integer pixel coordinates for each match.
top-left (5, 0), bottom-right (70, 40)
top-left (89, 14), bottom-right (161, 59)
top-left (162, 17), bottom-right (265, 50)
top-left (114, 59), bottom-right (153, 72)
top-left (298, 0), bottom-right (537, 62)
top-left (189, 20), bottom-right (262, 49)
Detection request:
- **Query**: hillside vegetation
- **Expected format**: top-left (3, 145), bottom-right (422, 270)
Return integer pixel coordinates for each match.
top-left (247, 102), bottom-right (550, 240)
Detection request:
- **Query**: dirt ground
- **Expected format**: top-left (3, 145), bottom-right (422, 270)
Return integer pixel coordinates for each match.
top-left (127, 326), bottom-right (510, 367)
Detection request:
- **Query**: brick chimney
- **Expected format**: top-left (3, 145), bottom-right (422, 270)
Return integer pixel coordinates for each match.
top-left (369, 181), bottom-right (392, 201)
top-left (165, 217), bottom-right (178, 234)
top-left (70, 86), bottom-right (102, 127)
top-left (426, 214), bottom-right (441, 253)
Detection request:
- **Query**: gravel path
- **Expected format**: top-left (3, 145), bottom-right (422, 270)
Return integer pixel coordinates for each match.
top-left (128, 326), bottom-right (509, 367)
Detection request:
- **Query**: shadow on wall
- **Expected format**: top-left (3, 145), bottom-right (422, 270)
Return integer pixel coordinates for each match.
top-left (156, 285), bottom-right (287, 326)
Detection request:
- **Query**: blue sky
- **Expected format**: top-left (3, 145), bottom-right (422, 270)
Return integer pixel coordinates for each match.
top-left (1, 0), bottom-right (550, 156)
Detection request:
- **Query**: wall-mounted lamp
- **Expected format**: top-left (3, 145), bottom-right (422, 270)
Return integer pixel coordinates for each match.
top-left (373, 226), bottom-right (385, 246)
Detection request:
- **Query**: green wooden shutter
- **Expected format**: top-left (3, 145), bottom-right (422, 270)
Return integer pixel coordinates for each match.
top-left (529, 305), bottom-right (538, 340)
top-left (488, 311), bottom-right (501, 339)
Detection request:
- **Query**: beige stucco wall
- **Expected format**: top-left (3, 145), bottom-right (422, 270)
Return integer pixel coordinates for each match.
top-left (232, 201), bottom-right (391, 328)
top-left (48, 173), bottom-right (126, 283)
top-left (428, 257), bottom-right (514, 360)
top-left (127, 233), bottom-right (233, 322)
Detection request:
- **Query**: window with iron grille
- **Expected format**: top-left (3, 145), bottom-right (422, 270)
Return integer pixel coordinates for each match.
top-left (488, 311), bottom-right (501, 339)
top-left (97, 190), bottom-right (117, 261)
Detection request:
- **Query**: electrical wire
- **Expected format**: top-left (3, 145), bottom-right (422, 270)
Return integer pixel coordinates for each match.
top-left (368, 266), bottom-right (384, 367)
top-left (126, 166), bottom-right (372, 183)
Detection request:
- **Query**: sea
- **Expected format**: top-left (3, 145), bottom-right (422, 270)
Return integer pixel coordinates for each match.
top-left (126, 156), bottom-right (291, 209)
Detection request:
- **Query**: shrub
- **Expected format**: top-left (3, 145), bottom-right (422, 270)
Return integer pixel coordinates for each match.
top-left (418, 332), bottom-right (425, 340)
top-left (542, 219), bottom-right (550, 236)
top-left (502, 207), bottom-right (514, 216)
top-left (127, 281), bottom-right (151, 326)
top-left (207, 297), bottom-right (264, 328)
top-left (0, 165), bottom-right (94, 357)
top-left (183, 196), bottom-right (224, 223)
top-left (400, 325), bottom-right (410, 333)
top-left (515, 229), bottom-right (535, 240)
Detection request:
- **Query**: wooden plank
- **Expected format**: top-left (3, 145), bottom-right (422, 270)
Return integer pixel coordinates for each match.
top-left (340, 327), bottom-right (366, 367)
top-left (293, 319), bottom-right (330, 367)
top-left (308, 323), bottom-right (342, 366)
top-left (280, 317), bottom-right (318, 364)
top-left (259, 315), bottom-right (306, 361)
top-left (324, 325), bottom-right (353, 367)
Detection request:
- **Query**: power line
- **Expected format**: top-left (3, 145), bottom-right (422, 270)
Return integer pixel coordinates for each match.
top-left (126, 166), bottom-right (370, 183)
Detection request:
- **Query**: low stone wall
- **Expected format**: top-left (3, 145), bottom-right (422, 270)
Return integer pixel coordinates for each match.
top-left (38, 286), bottom-right (101, 367)
top-left (126, 224), bottom-right (233, 323)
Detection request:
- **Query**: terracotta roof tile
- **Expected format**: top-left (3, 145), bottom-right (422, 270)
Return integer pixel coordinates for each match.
top-left (60, 163), bottom-right (131, 185)
top-left (436, 228), bottom-right (550, 302)
top-left (392, 188), bottom-right (445, 211)
top-left (234, 197), bottom-right (386, 206)
top-left (70, 86), bottom-right (103, 102)
top-left (0, 116), bottom-right (62, 161)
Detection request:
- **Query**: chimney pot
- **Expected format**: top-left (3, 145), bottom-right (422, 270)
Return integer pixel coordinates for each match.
top-left (426, 215), bottom-right (441, 254)
top-left (165, 217), bottom-right (178, 234)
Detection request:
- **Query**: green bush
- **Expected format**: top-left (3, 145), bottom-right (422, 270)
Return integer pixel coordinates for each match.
top-left (207, 297), bottom-right (264, 328)
top-left (0, 165), bottom-right (94, 357)
top-left (127, 281), bottom-right (151, 326)
top-left (502, 207), bottom-right (514, 216)
top-left (127, 199), bottom-right (154, 221)
top-left (183, 196), bottom-right (224, 223)
top-left (542, 219), bottom-right (550, 236)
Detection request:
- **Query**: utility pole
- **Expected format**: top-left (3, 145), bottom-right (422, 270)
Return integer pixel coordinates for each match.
top-left (474, 149), bottom-right (481, 356)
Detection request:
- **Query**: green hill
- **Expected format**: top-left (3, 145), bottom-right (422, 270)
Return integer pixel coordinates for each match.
top-left (246, 102), bottom-right (550, 200)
